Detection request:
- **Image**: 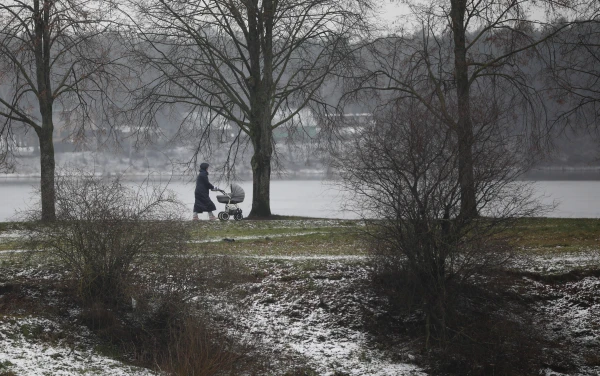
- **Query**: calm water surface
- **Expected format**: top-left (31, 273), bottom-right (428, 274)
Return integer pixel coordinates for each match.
top-left (1, 178), bottom-right (599, 221)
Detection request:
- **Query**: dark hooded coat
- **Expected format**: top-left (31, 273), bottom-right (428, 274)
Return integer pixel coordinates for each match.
top-left (194, 163), bottom-right (216, 213)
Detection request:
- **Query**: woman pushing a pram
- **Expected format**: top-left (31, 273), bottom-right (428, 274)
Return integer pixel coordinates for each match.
top-left (193, 162), bottom-right (245, 221)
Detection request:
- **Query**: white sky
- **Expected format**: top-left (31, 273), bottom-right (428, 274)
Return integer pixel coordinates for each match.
top-left (373, 0), bottom-right (571, 31)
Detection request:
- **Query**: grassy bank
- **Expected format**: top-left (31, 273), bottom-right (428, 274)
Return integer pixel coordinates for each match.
top-left (2, 217), bottom-right (599, 255)
top-left (185, 217), bottom-right (600, 259)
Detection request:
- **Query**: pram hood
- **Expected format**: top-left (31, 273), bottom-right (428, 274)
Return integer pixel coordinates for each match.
top-left (217, 183), bottom-right (246, 204)
top-left (229, 183), bottom-right (245, 203)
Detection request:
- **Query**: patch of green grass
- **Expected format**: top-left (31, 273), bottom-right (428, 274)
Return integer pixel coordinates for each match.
top-left (280, 272), bottom-right (310, 282)
top-left (0, 360), bottom-right (14, 370)
top-left (298, 261), bottom-right (321, 272)
top-left (0, 223), bottom-right (27, 252)
top-left (94, 343), bottom-right (122, 359)
top-left (188, 217), bottom-right (598, 258)
top-left (6, 217), bottom-right (599, 261)
top-left (0, 241), bottom-right (24, 252)
top-left (20, 323), bottom-right (44, 339)
top-left (0, 222), bottom-right (23, 232)
top-left (282, 366), bottom-right (320, 376)
top-left (189, 228), bottom-right (365, 256)
top-left (503, 218), bottom-right (600, 252)
top-left (188, 220), bottom-right (358, 241)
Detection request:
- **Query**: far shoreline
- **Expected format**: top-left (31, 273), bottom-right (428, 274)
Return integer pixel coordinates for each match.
top-left (4, 166), bottom-right (600, 182)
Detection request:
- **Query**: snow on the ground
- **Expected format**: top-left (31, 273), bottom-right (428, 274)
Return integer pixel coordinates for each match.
top-left (240, 294), bottom-right (424, 376)
top-left (209, 254), bottom-right (367, 261)
top-left (207, 247), bottom-right (599, 376)
top-left (238, 255), bottom-right (367, 260)
top-left (532, 276), bottom-right (600, 375)
top-left (1, 219), bottom-right (598, 375)
top-left (514, 248), bottom-right (600, 274)
top-left (198, 258), bottom-right (425, 376)
top-left (0, 316), bottom-right (157, 376)
top-left (509, 247), bottom-right (600, 375)
top-left (0, 249), bottom-right (29, 254)
top-left (0, 231), bottom-right (26, 239)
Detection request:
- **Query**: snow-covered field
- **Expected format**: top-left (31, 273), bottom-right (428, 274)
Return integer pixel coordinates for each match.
top-left (535, 276), bottom-right (600, 376)
top-left (515, 248), bottom-right (600, 274)
top-left (197, 258), bottom-right (425, 375)
top-left (0, 317), bottom-right (157, 376)
top-left (0, 220), bottom-right (599, 375)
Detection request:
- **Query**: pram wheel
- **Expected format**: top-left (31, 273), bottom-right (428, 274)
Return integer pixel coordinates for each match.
top-left (234, 213), bottom-right (243, 221)
top-left (218, 212), bottom-right (229, 221)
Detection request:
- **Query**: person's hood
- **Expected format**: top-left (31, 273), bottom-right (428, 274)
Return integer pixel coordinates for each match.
top-left (200, 162), bottom-right (209, 171)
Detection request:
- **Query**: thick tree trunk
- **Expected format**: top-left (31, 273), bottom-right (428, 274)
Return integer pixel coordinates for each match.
top-left (33, 0), bottom-right (56, 221)
top-left (250, 148), bottom-right (272, 217)
top-left (246, 0), bottom-right (275, 218)
top-left (38, 123), bottom-right (56, 221)
top-left (249, 116), bottom-right (273, 218)
top-left (451, 0), bottom-right (478, 218)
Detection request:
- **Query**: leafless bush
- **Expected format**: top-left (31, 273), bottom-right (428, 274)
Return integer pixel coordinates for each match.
top-left (17, 169), bottom-right (261, 374)
top-left (153, 314), bottom-right (252, 376)
top-left (22, 169), bottom-right (190, 305)
top-left (123, 253), bottom-right (260, 376)
top-left (333, 100), bottom-right (543, 354)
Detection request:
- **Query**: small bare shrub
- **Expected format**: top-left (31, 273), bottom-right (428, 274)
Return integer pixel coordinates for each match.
top-left (156, 315), bottom-right (249, 376)
top-left (19, 170), bottom-right (258, 375)
top-left (23, 170), bottom-right (189, 305)
top-left (334, 101), bottom-right (547, 372)
top-left (124, 255), bottom-right (259, 376)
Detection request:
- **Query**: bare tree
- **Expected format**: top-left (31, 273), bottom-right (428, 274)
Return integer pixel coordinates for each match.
top-left (333, 98), bottom-right (542, 354)
top-left (545, 15), bottom-right (600, 133)
top-left (0, 0), bottom-right (129, 221)
top-left (123, 0), bottom-right (372, 217)
top-left (341, 0), bottom-right (581, 218)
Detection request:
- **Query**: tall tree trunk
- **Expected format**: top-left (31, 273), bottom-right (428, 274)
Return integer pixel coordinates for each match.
top-left (249, 143), bottom-right (272, 217)
top-left (35, 0), bottom-right (56, 221)
top-left (249, 109), bottom-right (273, 217)
top-left (451, 0), bottom-right (478, 218)
top-left (38, 120), bottom-right (56, 221)
top-left (247, 0), bottom-right (274, 218)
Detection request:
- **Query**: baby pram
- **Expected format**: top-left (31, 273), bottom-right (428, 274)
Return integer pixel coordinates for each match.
top-left (215, 183), bottom-right (245, 221)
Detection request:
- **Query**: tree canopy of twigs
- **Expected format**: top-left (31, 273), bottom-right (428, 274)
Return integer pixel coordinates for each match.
top-left (545, 14), bottom-right (600, 133)
top-left (0, 0), bottom-right (131, 221)
top-left (338, 0), bottom-right (590, 219)
top-left (333, 99), bottom-right (543, 355)
top-left (122, 0), bottom-right (373, 217)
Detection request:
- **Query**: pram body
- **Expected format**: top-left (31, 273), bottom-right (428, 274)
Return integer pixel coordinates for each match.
top-left (215, 183), bottom-right (245, 221)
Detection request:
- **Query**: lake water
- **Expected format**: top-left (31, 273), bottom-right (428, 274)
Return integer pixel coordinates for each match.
top-left (1, 178), bottom-right (599, 221)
